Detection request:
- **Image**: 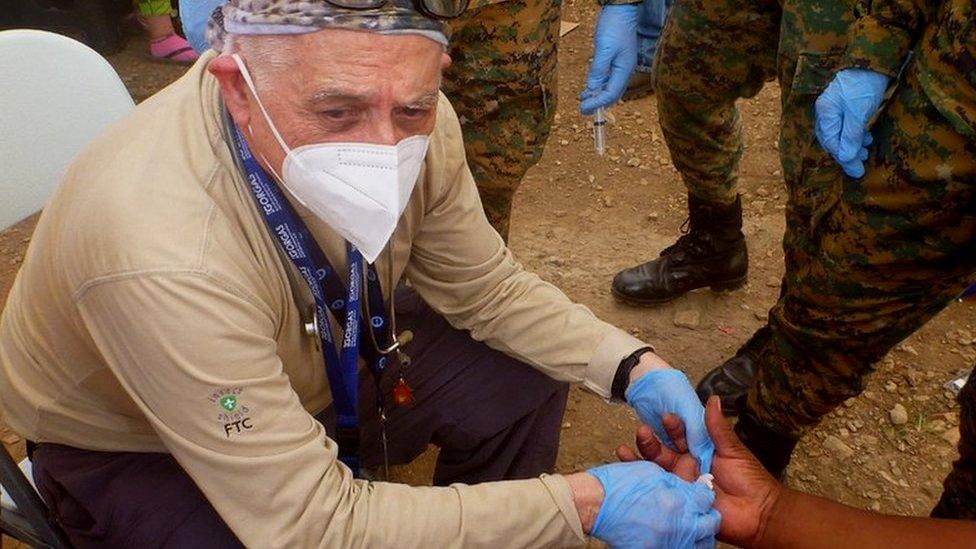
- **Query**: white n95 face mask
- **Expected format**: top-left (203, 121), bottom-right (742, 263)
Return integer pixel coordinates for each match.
top-left (232, 54), bottom-right (429, 263)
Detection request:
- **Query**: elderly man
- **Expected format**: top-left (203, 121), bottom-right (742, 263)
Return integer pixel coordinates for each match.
top-left (0, 1), bottom-right (721, 546)
top-left (180, 0), bottom-right (562, 242)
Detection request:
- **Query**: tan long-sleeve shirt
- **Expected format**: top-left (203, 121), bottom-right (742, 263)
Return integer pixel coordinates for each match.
top-left (0, 54), bottom-right (645, 547)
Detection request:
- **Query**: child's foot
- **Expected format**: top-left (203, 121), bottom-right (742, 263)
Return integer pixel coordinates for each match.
top-left (149, 34), bottom-right (199, 64)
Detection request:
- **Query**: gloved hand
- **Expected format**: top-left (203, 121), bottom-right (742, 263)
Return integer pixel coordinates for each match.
top-left (627, 369), bottom-right (715, 474)
top-left (814, 69), bottom-right (891, 178)
top-left (579, 4), bottom-right (640, 115)
top-left (589, 461), bottom-right (721, 548)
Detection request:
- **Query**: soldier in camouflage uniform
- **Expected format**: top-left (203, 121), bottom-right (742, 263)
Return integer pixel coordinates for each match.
top-left (442, 0), bottom-right (562, 241)
top-left (609, 0), bottom-right (861, 305)
top-left (607, 0), bottom-right (865, 428)
top-left (698, 0), bottom-right (976, 518)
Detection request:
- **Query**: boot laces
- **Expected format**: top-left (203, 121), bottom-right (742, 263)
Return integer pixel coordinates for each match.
top-left (660, 218), bottom-right (711, 257)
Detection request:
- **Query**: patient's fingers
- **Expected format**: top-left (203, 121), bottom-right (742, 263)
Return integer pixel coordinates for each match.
top-left (635, 424), bottom-right (662, 460)
top-left (616, 423), bottom-right (701, 482)
top-left (615, 444), bottom-right (640, 462)
top-left (663, 413), bottom-right (688, 454)
top-left (616, 424), bottom-right (665, 462)
top-left (705, 396), bottom-right (747, 458)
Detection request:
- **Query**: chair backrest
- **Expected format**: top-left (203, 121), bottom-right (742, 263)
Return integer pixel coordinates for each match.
top-left (0, 446), bottom-right (72, 548)
top-left (0, 28), bottom-right (134, 231)
top-left (0, 454), bottom-right (34, 511)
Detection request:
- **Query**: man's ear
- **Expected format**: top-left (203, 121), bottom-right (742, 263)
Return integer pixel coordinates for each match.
top-left (208, 55), bottom-right (251, 129)
top-left (441, 52), bottom-right (452, 70)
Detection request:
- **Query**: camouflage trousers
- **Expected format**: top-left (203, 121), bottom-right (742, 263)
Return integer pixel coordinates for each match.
top-left (442, 0), bottom-right (561, 241)
top-left (652, 0), bottom-right (857, 206)
top-left (749, 65), bottom-right (976, 517)
top-left (656, 0), bottom-right (976, 516)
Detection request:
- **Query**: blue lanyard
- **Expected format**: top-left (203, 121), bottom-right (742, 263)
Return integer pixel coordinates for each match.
top-left (229, 123), bottom-right (391, 475)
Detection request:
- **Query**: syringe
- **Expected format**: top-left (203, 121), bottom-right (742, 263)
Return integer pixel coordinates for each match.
top-left (593, 107), bottom-right (607, 156)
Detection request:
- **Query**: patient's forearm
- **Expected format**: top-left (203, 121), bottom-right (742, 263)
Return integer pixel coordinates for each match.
top-left (756, 488), bottom-right (976, 549)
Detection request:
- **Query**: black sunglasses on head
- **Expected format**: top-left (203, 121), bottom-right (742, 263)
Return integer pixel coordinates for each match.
top-left (325, 0), bottom-right (469, 19)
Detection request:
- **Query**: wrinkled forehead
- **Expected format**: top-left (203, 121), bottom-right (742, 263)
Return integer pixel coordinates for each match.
top-left (236, 29), bottom-right (446, 107)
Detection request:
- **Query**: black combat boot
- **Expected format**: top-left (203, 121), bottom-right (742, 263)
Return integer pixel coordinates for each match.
top-left (612, 194), bottom-right (748, 305)
top-left (696, 326), bottom-right (771, 414)
top-left (734, 412), bottom-right (798, 480)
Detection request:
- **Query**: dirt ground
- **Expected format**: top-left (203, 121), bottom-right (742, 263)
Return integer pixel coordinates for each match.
top-left (3, 2), bottom-right (973, 545)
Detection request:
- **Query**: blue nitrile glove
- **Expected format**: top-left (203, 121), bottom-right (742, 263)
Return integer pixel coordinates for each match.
top-left (589, 461), bottom-right (721, 549)
top-left (814, 69), bottom-right (891, 178)
top-left (579, 4), bottom-right (640, 115)
top-left (626, 369), bottom-right (715, 474)
top-left (179, 0), bottom-right (227, 53)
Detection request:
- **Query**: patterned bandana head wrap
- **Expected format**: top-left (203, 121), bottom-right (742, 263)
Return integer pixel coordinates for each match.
top-left (206, 0), bottom-right (450, 51)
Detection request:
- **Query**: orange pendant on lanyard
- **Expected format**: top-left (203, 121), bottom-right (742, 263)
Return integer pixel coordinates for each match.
top-left (391, 330), bottom-right (414, 407)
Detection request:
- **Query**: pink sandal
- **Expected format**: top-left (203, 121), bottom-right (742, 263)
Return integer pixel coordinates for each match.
top-left (149, 33), bottom-right (199, 64)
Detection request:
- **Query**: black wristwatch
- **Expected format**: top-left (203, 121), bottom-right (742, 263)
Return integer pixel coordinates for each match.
top-left (611, 347), bottom-right (655, 401)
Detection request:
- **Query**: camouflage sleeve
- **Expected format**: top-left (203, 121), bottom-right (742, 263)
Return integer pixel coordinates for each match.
top-left (841, 0), bottom-right (942, 76)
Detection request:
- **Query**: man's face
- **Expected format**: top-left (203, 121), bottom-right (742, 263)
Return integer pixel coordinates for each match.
top-left (214, 28), bottom-right (448, 175)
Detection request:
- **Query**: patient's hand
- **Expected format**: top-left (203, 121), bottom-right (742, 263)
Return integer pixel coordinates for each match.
top-left (617, 398), bottom-right (784, 546)
top-left (701, 397), bottom-right (781, 546)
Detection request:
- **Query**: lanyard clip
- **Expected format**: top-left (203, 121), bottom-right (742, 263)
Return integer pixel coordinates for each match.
top-left (380, 329), bottom-right (413, 354)
top-left (304, 307), bottom-right (320, 337)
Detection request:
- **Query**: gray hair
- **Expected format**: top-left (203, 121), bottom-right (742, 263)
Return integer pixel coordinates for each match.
top-left (223, 34), bottom-right (296, 90)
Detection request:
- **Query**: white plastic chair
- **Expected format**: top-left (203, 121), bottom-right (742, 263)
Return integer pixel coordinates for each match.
top-left (0, 28), bottom-right (134, 231)
top-left (0, 28), bottom-right (134, 548)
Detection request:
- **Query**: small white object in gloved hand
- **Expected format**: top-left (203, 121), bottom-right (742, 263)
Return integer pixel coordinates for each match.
top-left (697, 473), bottom-right (714, 490)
